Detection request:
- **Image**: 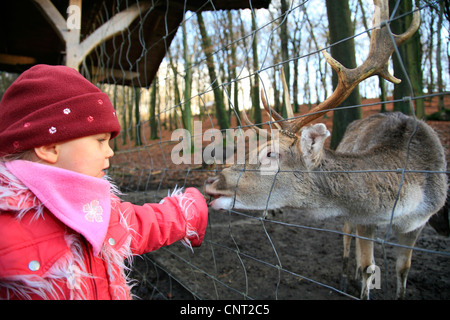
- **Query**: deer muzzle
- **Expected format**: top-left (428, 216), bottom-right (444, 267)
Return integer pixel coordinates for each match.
top-left (204, 175), bottom-right (236, 210)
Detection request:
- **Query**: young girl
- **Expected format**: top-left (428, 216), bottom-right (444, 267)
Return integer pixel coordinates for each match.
top-left (0, 64), bottom-right (208, 300)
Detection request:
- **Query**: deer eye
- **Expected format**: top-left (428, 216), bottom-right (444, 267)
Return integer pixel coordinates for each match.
top-left (267, 152), bottom-right (279, 159)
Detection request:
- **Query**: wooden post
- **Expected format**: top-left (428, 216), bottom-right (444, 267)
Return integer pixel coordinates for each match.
top-left (33, 0), bottom-right (151, 71)
top-left (65, 0), bottom-right (82, 69)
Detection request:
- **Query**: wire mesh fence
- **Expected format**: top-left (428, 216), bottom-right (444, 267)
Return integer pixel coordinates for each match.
top-left (77, 0), bottom-right (449, 300)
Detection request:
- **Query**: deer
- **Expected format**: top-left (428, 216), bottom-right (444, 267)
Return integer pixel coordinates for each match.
top-left (205, 0), bottom-right (448, 299)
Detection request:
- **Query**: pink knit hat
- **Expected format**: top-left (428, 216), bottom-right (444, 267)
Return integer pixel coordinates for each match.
top-left (0, 64), bottom-right (121, 156)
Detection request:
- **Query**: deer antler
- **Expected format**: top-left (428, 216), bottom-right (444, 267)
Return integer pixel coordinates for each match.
top-left (241, 67), bottom-right (293, 134)
top-left (249, 0), bottom-right (420, 138)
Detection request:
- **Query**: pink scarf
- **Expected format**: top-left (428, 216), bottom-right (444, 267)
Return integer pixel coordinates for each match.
top-left (5, 160), bottom-right (111, 256)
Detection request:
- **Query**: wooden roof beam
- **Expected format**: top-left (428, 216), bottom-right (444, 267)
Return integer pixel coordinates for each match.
top-left (0, 53), bottom-right (37, 66)
top-left (90, 67), bottom-right (140, 83)
top-left (33, 0), bottom-right (68, 43)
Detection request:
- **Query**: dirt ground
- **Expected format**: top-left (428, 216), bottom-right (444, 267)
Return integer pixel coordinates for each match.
top-left (125, 189), bottom-right (449, 300)
top-left (110, 97), bottom-right (449, 300)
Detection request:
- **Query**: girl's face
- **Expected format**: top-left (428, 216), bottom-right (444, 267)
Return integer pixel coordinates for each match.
top-left (52, 133), bottom-right (114, 178)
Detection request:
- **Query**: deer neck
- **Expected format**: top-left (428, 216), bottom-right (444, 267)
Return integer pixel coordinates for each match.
top-left (297, 148), bottom-right (401, 219)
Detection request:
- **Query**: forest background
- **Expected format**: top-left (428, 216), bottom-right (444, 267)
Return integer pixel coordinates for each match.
top-left (1, 0), bottom-right (449, 154)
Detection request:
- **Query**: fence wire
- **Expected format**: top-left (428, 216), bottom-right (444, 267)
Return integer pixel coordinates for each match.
top-left (79, 0), bottom-right (450, 300)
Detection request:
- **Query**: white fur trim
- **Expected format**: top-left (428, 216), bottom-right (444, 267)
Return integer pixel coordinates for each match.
top-left (0, 161), bottom-right (44, 220)
top-left (169, 186), bottom-right (199, 252)
top-left (0, 162), bottom-right (136, 300)
top-left (0, 234), bottom-right (90, 300)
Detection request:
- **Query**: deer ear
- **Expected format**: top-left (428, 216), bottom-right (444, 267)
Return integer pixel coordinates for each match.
top-left (300, 123), bottom-right (330, 168)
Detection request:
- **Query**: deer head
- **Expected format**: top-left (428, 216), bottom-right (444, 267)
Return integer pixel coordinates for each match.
top-left (205, 0), bottom-right (420, 212)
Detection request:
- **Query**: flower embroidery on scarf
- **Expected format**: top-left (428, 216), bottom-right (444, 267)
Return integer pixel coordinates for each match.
top-left (83, 200), bottom-right (103, 222)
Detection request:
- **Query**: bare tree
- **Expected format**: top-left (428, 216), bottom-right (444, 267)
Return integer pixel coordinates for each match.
top-left (149, 78), bottom-right (159, 140)
top-left (251, 9), bottom-right (262, 127)
top-left (227, 11), bottom-right (240, 119)
top-left (390, 0), bottom-right (424, 118)
top-left (197, 12), bottom-right (229, 130)
top-left (326, 0), bottom-right (362, 149)
top-left (280, 0), bottom-right (290, 118)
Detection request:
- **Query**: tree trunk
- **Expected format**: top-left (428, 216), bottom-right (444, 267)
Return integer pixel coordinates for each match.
top-left (112, 84), bottom-right (118, 150)
top-left (126, 86), bottom-right (134, 142)
top-left (197, 12), bottom-right (229, 130)
top-left (251, 10), bottom-right (262, 127)
top-left (280, 0), bottom-right (290, 118)
top-left (390, 0), bottom-right (424, 118)
top-left (357, 0), bottom-right (387, 112)
top-left (326, 0), bottom-right (362, 150)
top-left (436, 0), bottom-right (445, 113)
top-left (427, 13), bottom-right (435, 100)
top-left (227, 11), bottom-right (240, 120)
top-left (134, 87), bottom-right (142, 146)
top-left (182, 20), bottom-right (193, 134)
top-left (149, 79), bottom-right (158, 140)
top-left (290, 9), bottom-right (303, 114)
top-left (120, 86), bottom-right (127, 145)
top-left (304, 6), bottom-right (328, 105)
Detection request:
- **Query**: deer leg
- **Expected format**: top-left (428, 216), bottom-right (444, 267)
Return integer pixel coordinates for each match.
top-left (341, 221), bottom-right (354, 292)
top-left (395, 226), bottom-right (424, 300)
top-left (355, 224), bottom-right (375, 300)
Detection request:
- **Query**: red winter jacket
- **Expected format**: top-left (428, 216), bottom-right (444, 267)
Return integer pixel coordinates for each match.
top-left (0, 161), bottom-right (208, 300)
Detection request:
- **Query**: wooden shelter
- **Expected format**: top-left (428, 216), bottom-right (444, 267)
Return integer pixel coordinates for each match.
top-left (0, 0), bottom-right (270, 87)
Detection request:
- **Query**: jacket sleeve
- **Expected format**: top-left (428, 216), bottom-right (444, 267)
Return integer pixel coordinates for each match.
top-left (117, 187), bottom-right (208, 255)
